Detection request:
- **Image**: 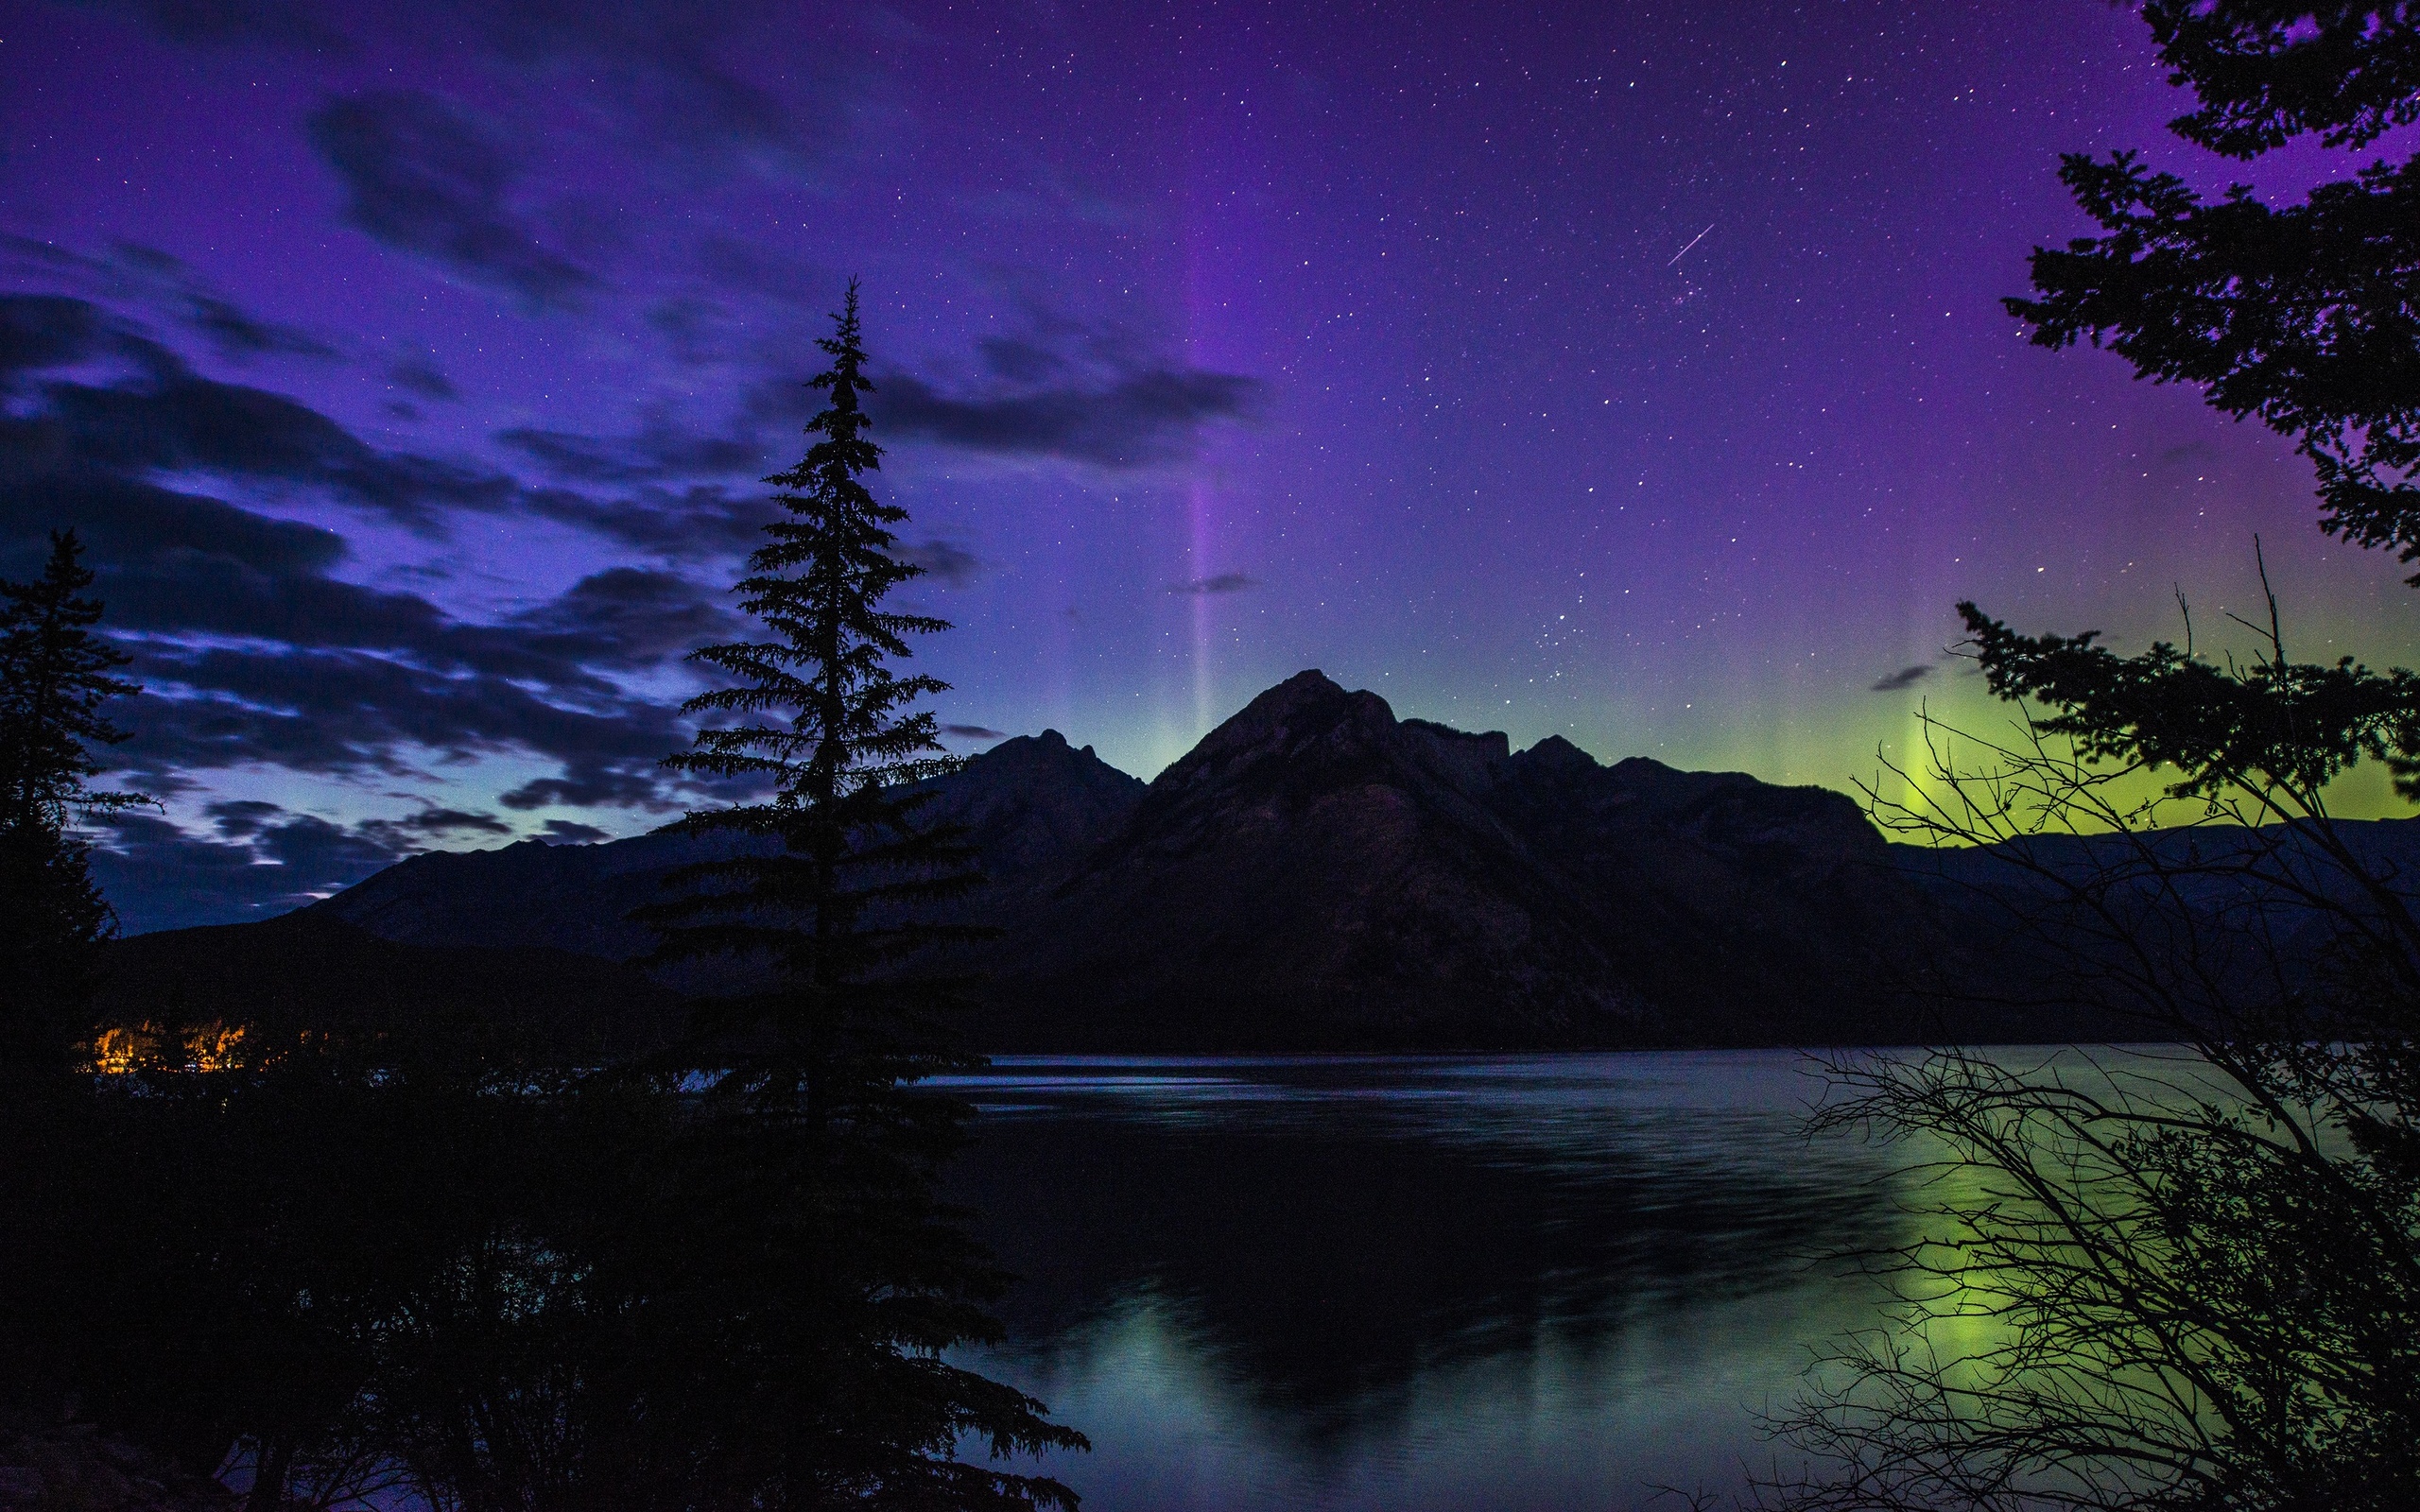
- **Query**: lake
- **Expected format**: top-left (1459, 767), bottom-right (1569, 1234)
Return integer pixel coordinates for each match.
top-left (939, 1052), bottom-right (1914, 1512)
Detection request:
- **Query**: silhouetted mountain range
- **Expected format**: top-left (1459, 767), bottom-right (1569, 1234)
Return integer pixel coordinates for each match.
top-left (100, 669), bottom-right (2420, 1053)
top-left (281, 670), bottom-right (1939, 1048)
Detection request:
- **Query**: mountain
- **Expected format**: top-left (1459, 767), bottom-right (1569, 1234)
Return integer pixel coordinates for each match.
top-left (311, 728), bottom-right (1146, 961)
top-left (268, 670), bottom-right (1938, 1049)
top-left (969, 671), bottom-right (1935, 1047)
top-left (102, 668), bottom-right (2420, 1054)
top-left (102, 675), bottom-right (1951, 1050)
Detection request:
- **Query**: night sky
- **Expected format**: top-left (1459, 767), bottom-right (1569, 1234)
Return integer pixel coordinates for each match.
top-left (6, 0), bottom-right (2416, 932)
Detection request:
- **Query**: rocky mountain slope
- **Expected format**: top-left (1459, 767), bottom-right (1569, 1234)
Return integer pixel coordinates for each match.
top-left (108, 671), bottom-right (1969, 1050)
top-left (279, 671), bottom-right (1938, 1048)
top-left (312, 728), bottom-right (1146, 962)
top-left (970, 671), bottom-right (1935, 1046)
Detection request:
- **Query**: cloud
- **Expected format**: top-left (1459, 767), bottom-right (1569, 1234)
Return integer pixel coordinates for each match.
top-left (1870, 664), bottom-right (1934, 693)
top-left (0, 293), bottom-right (787, 864)
top-left (2, 239), bottom-right (335, 368)
top-left (511, 566), bottom-right (740, 663)
top-left (75, 0), bottom-right (342, 49)
top-left (504, 481), bottom-right (775, 558)
top-left (388, 355), bottom-right (458, 400)
top-left (305, 90), bottom-right (594, 310)
top-left (0, 293), bottom-right (548, 533)
top-left (904, 538), bottom-right (982, 589)
top-left (497, 765), bottom-right (669, 812)
top-left (878, 365), bottom-right (1264, 468)
top-left (122, 643), bottom-right (685, 796)
top-left (184, 292), bottom-right (336, 361)
top-left (202, 799), bottom-right (285, 838)
top-left (0, 472), bottom-right (706, 821)
top-left (1167, 573), bottom-right (1259, 595)
top-left (496, 421), bottom-right (765, 483)
top-left (89, 799), bottom-right (540, 935)
top-left (942, 724), bottom-right (1005, 741)
top-left (977, 335), bottom-right (1069, 384)
top-left (90, 807), bottom-right (405, 935)
top-left (473, 1), bottom-right (855, 180)
top-left (542, 818), bottom-right (613, 844)
top-left (375, 807), bottom-right (514, 836)
top-left (0, 294), bottom-right (110, 376)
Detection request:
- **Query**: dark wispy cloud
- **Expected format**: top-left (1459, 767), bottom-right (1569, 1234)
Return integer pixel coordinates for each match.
top-left (186, 294), bottom-right (334, 360)
top-left (31, 367), bottom-right (513, 529)
top-left (0, 292), bottom-right (109, 374)
top-left (878, 365), bottom-right (1265, 468)
top-left (1870, 664), bottom-right (1934, 693)
top-left (511, 565), bottom-right (741, 662)
top-left (1, 294), bottom-right (518, 525)
top-left (942, 723), bottom-right (1006, 741)
top-left (473, 1), bottom-right (856, 179)
top-left (542, 817), bottom-right (613, 844)
top-left (1167, 573), bottom-right (1259, 595)
top-left (6, 294), bottom-right (798, 564)
top-left (523, 482), bottom-right (776, 557)
top-left (904, 538), bottom-right (982, 589)
top-left (2, 236), bottom-right (337, 366)
top-left (91, 799), bottom-right (531, 935)
top-left (306, 90), bottom-right (595, 310)
top-left (78, 0), bottom-right (344, 49)
top-left (496, 420), bottom-right (765, 483)
top-left (91, 806), bottom-right (406, 934)
top-left (386, 807), bottom-right (513, 836)
top-left (388, 354), bottom-right (458, 401)
top-left (0, 293), bottom-right (750, 901)
top-left (0, 292), bottom-right (675, 543)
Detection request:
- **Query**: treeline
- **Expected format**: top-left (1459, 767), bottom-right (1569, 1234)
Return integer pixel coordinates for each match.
top-left (0, 287), bottom-right (1083, 1509)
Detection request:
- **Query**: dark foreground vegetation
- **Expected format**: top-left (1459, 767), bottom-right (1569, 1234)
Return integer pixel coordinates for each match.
top-left (7, 4), bottom-right (2419, 1509)
top-left (1772, 5), bottom-right (2420, 1509)
top-left (0, 290), bottom-right (1081, 1510)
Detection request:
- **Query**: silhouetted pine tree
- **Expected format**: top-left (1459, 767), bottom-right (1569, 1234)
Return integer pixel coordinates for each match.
top-left (1775, 10), bottom-right (2420, 1509)
top-left (632, 281), bottom-right (1083, 1508)
top-left (2006, 1), bottom-right (2420, 570)
top-left (648, 281), bottom-right (983, 1132)
top-left (0, 529), bottom-right (141, 1077)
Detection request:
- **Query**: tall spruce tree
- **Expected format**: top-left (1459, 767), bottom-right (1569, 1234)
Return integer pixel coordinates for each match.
top-left (640, 284), bottom-right (1085, 1508)
top-left (648, 279), bottom-right (984, 1125)
top-left (0, 529), bottom-right (142, 1076)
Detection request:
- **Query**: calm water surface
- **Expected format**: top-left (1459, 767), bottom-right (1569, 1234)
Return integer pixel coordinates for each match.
top-left (939, 1052), bottom-right (1911, 1512)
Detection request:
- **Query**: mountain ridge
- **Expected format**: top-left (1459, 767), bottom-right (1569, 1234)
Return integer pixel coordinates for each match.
top-left (129, 668), bottom-right (2419, 1053)
top-left (270, 669), bottom-right (1942, 1048)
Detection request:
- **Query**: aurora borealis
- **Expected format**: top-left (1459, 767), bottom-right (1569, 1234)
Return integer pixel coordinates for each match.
top-left (5, 0), bottom-right (2415, 930)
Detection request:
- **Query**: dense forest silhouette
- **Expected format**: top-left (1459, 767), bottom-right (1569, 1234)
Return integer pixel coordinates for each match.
top-left (0, 292), bottom-right (1083, 1510)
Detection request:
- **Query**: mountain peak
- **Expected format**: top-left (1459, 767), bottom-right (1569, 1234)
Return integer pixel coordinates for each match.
top-left (1227, 668), bottom-right (1372, 730)
top-left (1151, 669), bottom-right (1397, 797)
top-left (1512, 733), bottom-right (1599, 776)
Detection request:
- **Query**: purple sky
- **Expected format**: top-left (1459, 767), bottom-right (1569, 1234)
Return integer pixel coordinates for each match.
top-left (5, 0), bottom-right (2415, 931)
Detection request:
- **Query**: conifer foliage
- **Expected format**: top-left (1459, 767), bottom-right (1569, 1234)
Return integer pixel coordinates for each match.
top-left (0, 529), bottom-right (142, 1075)
top-left (2006, 3), bottom-right (2420, 570)
top-left (641, 284), bottom-right (1086, 1508)
top-left (650, 279), bottom-right (982, 1119)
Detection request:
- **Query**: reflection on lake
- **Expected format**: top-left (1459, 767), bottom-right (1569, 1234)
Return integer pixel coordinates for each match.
top-left (940, 1053), bottom-right (1910, 1511)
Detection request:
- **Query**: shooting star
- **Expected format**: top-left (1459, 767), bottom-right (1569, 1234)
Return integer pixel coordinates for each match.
top-left (1667, 223), bottom-right (1714, 267)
